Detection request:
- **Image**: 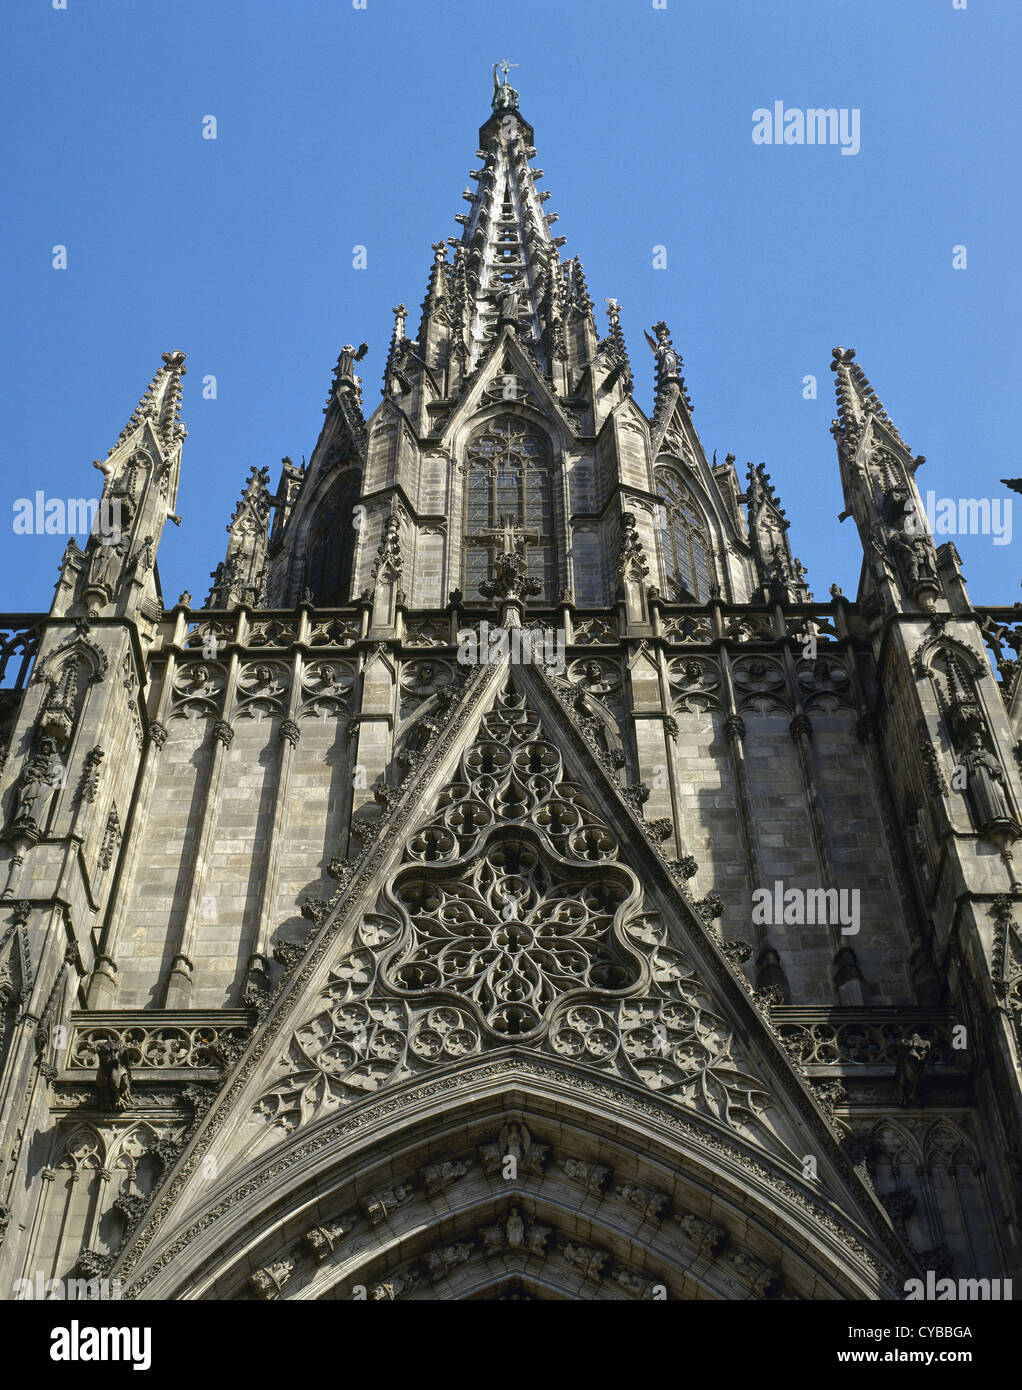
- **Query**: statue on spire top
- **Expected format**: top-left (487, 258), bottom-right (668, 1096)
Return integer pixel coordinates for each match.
top-left (492, 60), bottom-right (520, 113)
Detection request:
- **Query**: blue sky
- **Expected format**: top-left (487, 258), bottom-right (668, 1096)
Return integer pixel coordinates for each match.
top-left (2, 0), bottom-right (1020, 610)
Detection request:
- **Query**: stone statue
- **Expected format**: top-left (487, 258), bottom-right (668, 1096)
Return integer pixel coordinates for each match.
top-left (499, 1122), bottom-right (529, 1164)
top-left (86, 535), bottom-right (128, 595)
top-left (491, 59), bottom-right (520, 112)
top-left (10, 737), bottom-right (64, 831)
top-left (506, 1204), bottom-right (526, 1248)
top-left (96, 1038), bottom-right (133, 1111)
top-left (644, 321), bottom-right (680, 381)
top-left (895, 1032), bottom-right (931, 1107)
top-left (890, 527), bottom-right (937, 589)
top-left (336, 343), bottom-right (369, 381)
top-left (495, 277), bottom-right (524, 327)
top-left (959, 732), bottom-right (1017, 834)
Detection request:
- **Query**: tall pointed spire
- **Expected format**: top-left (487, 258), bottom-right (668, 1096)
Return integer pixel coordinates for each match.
top-left (440, 67), bottom-right (567, 376)
top-left (54, 351), bottom-right (188, 619)
top-left (744, 462), bottom-right (811, 603)
top-left (828, 346), bottom-right (943, 613)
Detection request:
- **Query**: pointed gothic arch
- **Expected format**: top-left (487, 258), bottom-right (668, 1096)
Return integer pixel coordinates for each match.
top-left (108, 663), bottom-right (912, 1302)
top-left (304, 469), bottom-right (361, 605)
top-left (654, 465), bottom-right (712, 601)
top-left (111, 1064), bottom-right (903, 1301)
top-left (463, 414), bottom-right (556, 602)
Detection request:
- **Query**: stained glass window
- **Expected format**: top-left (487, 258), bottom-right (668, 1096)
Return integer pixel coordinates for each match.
top-left (464, 417), bottom-right (555, 601)
top-left (305, 471), bottom-right (359, 605)
top-left (656, 467), bottom-right (711, 602)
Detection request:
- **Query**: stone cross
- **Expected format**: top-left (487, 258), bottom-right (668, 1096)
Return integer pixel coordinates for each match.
top-left (488, 514), bottom-right (538, 557)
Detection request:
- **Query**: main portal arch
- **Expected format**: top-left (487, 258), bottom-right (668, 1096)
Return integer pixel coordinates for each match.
top-left (115, 1057), bottom-right (905, 1301)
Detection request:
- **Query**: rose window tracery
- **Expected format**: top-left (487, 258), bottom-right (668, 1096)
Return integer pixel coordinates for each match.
top-left (375, 685), bottom-right (641, 1037)
top-left (386, 845), bottom-right (637, 1036)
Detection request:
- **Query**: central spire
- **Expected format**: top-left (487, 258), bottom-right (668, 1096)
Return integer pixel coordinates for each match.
top-left (420, 65), bottom-right (571, 380)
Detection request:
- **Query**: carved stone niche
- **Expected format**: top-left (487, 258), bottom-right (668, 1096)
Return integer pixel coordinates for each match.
top-left (882, 482), bottom-right (913, 528)
top-left (6, 735), bottom-right (64, 842)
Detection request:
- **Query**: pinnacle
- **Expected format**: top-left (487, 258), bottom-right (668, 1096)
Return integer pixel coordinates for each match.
top-left (110, 349), bottom-right (188, 457)
top-left (745, 462), bottom-right (787, 518)
top-left (228, 466), bottom-right (271, 529)
top-left (829, 346), bottom-right (909, 452)
top-left (441, 84), bottom-right (569, 375)
top-left (599, 299), bottom-right (633, 394)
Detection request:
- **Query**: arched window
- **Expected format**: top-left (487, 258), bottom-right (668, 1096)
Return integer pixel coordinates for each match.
top-left (656, 467), bottom-right (711, 601)
top-left (464, 416), bottom-right (555, 601)
top-left (305, 470), bottom-right (360, 605)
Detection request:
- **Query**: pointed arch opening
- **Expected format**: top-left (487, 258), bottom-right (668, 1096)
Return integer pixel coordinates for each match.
top-left (304, 470), bottom-right (361, 606)
top-left (464, 416), bottom-right (555, 602)
top-left (116, 1066), bottom-right (901, 1302)
top-left (655, 466), bottom-right (711, 602)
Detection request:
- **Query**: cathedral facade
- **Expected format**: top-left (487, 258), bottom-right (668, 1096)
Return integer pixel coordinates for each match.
top-left (1, 74), bottom-right (1021, 1301)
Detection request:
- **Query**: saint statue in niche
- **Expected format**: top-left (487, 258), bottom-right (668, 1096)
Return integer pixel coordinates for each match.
top-left (958, 731), bottom-right (1018, 836)
top-left (10, 736), bottom-right (64, 831)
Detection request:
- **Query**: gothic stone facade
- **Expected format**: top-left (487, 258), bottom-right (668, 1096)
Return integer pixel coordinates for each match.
top-left (1, 78), bottom-right (1021, 1302)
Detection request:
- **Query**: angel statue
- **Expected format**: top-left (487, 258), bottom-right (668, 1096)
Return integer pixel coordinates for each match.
top-left (644, 321), bottom-right (680, 383)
